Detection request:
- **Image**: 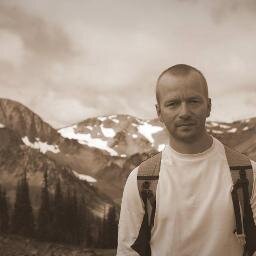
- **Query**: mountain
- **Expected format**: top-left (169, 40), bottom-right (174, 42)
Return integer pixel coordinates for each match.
top-left (0, 99), bottom-right (114, 218)
top-left (206, 118), bottom-right (256, 159)
top-left (59, 114), bottom-right (256, 160)
top-left (0, 98), bottom-right (113, 175)
top-left (58, 114), bottom-right (256, 202)
top-left (1, 98), bottom-right (255, 205)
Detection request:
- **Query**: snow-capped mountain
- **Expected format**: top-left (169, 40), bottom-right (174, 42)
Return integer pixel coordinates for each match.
top-left (0, 98), bottom-right (112, 176)
top-left (0, 99), bottom-right (114, 217)
top-left (0, 98), bottom-right (255, 204)
top-left (58, 114), bottom-right (167, 157)
top-left (206, 118), bottom-right (256, 159)
top-left (58, 114), bottom-right (256, 161)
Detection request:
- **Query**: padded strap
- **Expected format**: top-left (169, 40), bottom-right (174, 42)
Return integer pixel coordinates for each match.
top-left (137, 152), bottom-right (162, 215)
top-left (225, 145), bottom-right (253, 197)
top-left (132, 153), bottom-right (162, 255)
top-left (224, 145), bottom-right (255, 255)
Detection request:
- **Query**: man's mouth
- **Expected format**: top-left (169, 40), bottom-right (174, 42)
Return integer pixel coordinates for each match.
top-left (176, 123), bottom-right (196, 127)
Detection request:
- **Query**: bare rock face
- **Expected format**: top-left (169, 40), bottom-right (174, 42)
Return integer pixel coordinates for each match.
top-left (0, 98), bottom-right (59, 143)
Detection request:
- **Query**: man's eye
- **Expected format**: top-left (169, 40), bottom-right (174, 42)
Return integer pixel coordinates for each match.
top-left (167, 102), bottom-right (178, 107)
top-left (189, 99), bottom-right (199, 104)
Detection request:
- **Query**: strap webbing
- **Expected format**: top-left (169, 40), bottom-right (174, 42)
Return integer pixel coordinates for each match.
top-left (224, 145), bottom-right (253, 239)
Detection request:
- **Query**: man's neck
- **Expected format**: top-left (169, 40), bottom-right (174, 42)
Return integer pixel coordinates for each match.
top-left (169, 133), bottom-right (213, 154)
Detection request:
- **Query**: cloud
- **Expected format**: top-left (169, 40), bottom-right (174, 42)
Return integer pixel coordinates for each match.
top-left (0, 0), bottom-right (255, 127)
top-left (0, 3), bottom-right (75, 90)
top-left (207, 0), bottom-right (256, 23)
top-left (0, 3), bottom-right (73, 62)
top-left (0, 30), bottom-right (25, 66)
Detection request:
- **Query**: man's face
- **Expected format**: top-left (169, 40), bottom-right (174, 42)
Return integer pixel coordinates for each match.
top-left (156, 72), bottom-right (211, 143)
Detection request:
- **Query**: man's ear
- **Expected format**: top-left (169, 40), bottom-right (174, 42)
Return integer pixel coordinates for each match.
top-left (155, 104), bottom-right (163, 122)
top-left (206, 98), bottom-right (211, 117)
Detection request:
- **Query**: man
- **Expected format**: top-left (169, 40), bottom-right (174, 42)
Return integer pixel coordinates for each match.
top-left (117, 64), bottom-right (256, 256)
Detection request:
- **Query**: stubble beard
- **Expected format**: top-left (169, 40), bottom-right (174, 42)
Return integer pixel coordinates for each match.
top-left (168, 122), bottom-right (207, 144)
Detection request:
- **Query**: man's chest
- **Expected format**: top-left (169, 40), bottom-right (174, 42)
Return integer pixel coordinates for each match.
top-left (154, 160), bottom-right (235, 229)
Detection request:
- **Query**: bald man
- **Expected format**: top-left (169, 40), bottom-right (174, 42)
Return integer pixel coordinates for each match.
top-left (117, 64), bottom-right (256, 256)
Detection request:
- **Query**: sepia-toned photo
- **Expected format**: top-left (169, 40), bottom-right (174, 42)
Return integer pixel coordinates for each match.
top-left (0, 1), bottom-right (255, 255)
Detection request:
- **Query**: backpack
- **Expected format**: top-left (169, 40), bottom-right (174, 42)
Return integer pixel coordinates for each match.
top-left (131, 145), bottom-right (256, 256)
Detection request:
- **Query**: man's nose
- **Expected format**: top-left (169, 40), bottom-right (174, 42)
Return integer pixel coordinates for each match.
top-left (179, 102), bottom-right (191, 119)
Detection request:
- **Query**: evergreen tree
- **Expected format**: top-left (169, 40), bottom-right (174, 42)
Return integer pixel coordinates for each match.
top-left (95, 216), bottom-right (102, 248)
top-left (77, 196), bottom-right (88, 246)
top-left (0, 185), bottom-right (9, 233)
top-left (62, 187), bottom-right (73, 244)
top-left (12, 171), bottom-right (34, 237)
top-left (37, 169), bottom-right (52, 241)
top-left (103, 205), bottom-right (118, 248)
top-left (99, 205), bottom-right (108, 248)
top-left (52, 179), bottom-right (65, 242)
top-left (69, 190), bottom-right (80, 244)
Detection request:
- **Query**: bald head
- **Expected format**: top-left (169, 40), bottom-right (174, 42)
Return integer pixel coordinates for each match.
top-left (156, 64), bottom-right (208, 104)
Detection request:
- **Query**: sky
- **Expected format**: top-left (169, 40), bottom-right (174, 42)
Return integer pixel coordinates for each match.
top-left (0, 0), bottom-right (256, 128)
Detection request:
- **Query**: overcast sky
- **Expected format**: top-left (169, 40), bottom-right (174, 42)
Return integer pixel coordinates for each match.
top-left (0, 0), bottom-right (256, 128)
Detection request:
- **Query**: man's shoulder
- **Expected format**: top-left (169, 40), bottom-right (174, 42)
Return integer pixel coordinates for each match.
top-left (223, 144), bottom-right (252, 167)
top-left (213, 136), bottom-right (252, 165)
top-left (137, 151), bottom-right (162, 176)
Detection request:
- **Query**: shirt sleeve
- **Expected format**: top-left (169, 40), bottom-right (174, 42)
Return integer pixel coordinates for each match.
top-left (250, 160), bottom-right (256, 226)
top-left (116, 167), bottom-right (145, 256)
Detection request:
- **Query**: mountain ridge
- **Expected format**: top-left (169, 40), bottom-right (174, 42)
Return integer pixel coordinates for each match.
top-left (0, 98), bottom-right (255, 204)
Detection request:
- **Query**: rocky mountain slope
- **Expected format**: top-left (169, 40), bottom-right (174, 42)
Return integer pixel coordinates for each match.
top-left (59, 113), bottom-right (256, 202)
top-left (0, 99), bottom-right (114, 218)
top-left (0, 98), bottom-right (112, 176)
top-left (0, 98), bottom-right (255, 204)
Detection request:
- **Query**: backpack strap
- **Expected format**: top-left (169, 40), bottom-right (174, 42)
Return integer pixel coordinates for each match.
top-left (137, 152), bottom-right (162, 228)
top-left (224, 145), bottom-right (256, 256)
top-left (131, 152), bottom-right (161, 256)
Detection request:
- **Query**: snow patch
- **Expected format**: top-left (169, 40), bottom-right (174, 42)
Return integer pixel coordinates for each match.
top-left (0, 123), bottom-right (5, 128)
top-left (138, 123), bottom-right (163, 143)
top-left (73, 170), bottom-right (97, 183)
top-left (86, 126), bottom-right (93, 130)
top-left (22, 136), bottom-right (60, 154)
top-left (120, 154), bottom-right (127, 158)
top-left (109, 115), bottom-right (119, 123)
top-left (58, 126), bottom-right (118, 156)
top-left (212, 130), bottom-right (224, 134)
top-left (219, 124), bottom-right (231, 129)
top-left (242, 126), bottom-right (249, 131)
top-left (207, 121), bottom-right (219, 127)
top-left (112, 119), bottom-right (119, 123)
top-left (132, 134), bottom-right (138, 139)
top-left (98, 116), bottom-right (107, 121)
top-left (158, 144), bottom-right (165, 151)
top-left (227, 128), bottom-right (237, 133)
top-left (100, 125), bottom-right (116, 138)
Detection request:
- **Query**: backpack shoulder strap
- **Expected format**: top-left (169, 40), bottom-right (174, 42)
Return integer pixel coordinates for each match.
top-left (137, 152), bottom-right (162, 227)
top-left (224, 145), bottom-right (253, 197)
top-left (224, 145), bottom-right (256, 255)
top-left (131, 152), bottom-right (162, 256)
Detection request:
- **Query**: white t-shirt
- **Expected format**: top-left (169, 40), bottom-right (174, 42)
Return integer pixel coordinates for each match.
top-left (117, 137), bottom-right (256, 256)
